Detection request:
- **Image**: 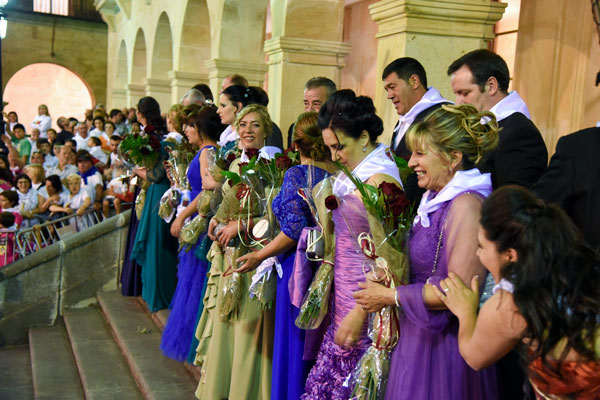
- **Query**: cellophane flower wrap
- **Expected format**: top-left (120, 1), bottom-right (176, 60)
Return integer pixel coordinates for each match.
top-left (135, 180), bottom-right (150, 219)
top-left (179, 147), bottom-right (218, 247)
top-left (118, 125), bottom-right (162, 170)
top-left (158, 141), bottom-right (194, 221)
top-left (247, 149), bottom-right (300, 309)
top-left (216, 152), bottom-right (264, 318)
top-left (295, 175), bottom-right (336, 330)
top-left (336, 163), bottom-right (414, 400)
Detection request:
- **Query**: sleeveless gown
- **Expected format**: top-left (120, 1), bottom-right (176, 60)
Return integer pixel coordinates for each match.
top-left (270, 165), bottom-right (328, 400)
top-left (131, 140), bottom-right (178, 312)
top-left (121, 185), bottom-right (142, 296)
top-left (302, 194), bottom-right (372, 400)
top-left (160, 146), bottom-right (213, 361)
top-left (385, 193), bottom-right (498, 400)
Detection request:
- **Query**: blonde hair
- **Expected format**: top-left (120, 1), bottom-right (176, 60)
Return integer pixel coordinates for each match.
top-left (235, 104), bottom-right (272, 138)
top-left (169, 103), bottom-right (184, 133)
top-left (406, 104), bottom-right (499, 168)
top-left (24, 164), bottom-right (45, 183)
top-left (65, 174), bottom-right (82, 184)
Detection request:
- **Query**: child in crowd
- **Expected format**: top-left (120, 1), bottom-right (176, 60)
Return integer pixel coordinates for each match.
top-left (8, 152), bottom-right (23, 180)
top-left (2, 124), bottom-right (31, 168)
top-left (87, 136), bottom-right (108, 165)
top-left (50, 174), bottom-right (91, 231)
top-left (29, 128), bottom-right (40, 154)
top-left (103, 176), bottom-right (133, 218)
top-left (0, 154), bottom-right (13, 191)
top-left (38, 139), bottom-right (58, 170)
top-left (29, 151), bottom-right (45, 167)
top-left (106, 135), bottom-right (125, 180)
top-left (0, 190), bottom-right (23, 227)
top-left (46, 128), bottom-right (57, 145)
top-left (0, 211), bottom-right (17, 267)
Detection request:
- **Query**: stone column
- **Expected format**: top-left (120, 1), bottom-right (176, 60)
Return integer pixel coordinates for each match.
top-left (204, 58), bottom-right (268, 100)
top-left (145, 78), bottom-right (172, 113)
top-left (369, 0), bottom-right (506, 141)
top-left (110, 88), bottom-right (127, 110)
top-left (168, 71), bottom-right (208, 106)
top-left (126, 83), bottom-right (146, 108)
top-left (264, 36), bottom-right (351, 135)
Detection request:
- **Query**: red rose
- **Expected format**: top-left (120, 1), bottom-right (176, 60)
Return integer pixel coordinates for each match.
top-left (275, 155), bottom-right (292, 170)
top-left (324, 195), bottom-right (338, 210)
top-left (144, 124), bottom-right (155, 134)
top-left (379, 181), bottom-right (402, 200)
top-left (148, 134), bottom-right (161, 151)
top-left (389, 192), bottom-right (411, 217)
top-left (244, 148), bottom-right (259, 160)
top-left (226, 152), bottom-right (237, 163)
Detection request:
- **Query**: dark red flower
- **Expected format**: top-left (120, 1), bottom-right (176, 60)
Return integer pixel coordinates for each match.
top-left (144, 124), bottom-right (155, 134)
top-left (226, 152), bottom-right (237, 163)
top-left (245, 148), bottom-right (259, 160)
top-left (389, 192), bottom-right (411, 217)
top-left (324, 195), bottom-right (338, 210)
top-left (380, 181), bottom-right (402, 200)
top-left (275, 155), bottom-right (292, 170)
top-left (148, 134), bottom-right (161, 151)
top-left (140, 146), bottom-right (151, 156)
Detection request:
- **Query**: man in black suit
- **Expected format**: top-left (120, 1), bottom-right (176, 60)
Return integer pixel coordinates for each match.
top-left (448, 49), bottom-right (548, 188)
top-left (383, 58), bottom-right (450, 159)
top-left (533, 127), bottom-right (600, 249)
top-left (287, 77), bottom-right (337, 149)
top-left (382, 58), bottom-right (449, 201)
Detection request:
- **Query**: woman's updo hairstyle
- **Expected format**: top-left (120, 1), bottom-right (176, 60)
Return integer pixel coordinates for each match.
top-left (235, 104), bottom-right (273, 138)
top-left (184, 104), bottom-right (226, 143)
top-left (137, 96), bottom-right (166, 133)
top-left (221, 85), bottom-right (261, 109)
top-left (317, 89), bottom-right (383, 143)
top-left (481, 186), bottom-right (599, 368)
top-left (293, 112), bottom-right (330, 162)
top-left (406, 104), bottom-right (499, 169)
top-left (168, 104), bottom-right (184, 133)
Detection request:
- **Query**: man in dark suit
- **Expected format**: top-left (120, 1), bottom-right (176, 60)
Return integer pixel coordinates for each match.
top-left (533, 127), bottom-right (600, 249)
top-left (287, 77), bottom-right (337, 149)
top-left (383, 58), bottom-right (450, 159)
top-left (448, 49), bottom-right (548, 188)
top-left (382, 58), bottom-right (449, 201)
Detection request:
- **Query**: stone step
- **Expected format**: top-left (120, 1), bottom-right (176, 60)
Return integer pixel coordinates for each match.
top-left (0, 345), bottom-right (34, 400)
top-left (29, 325), bottom-right (85, 399)
top-left (141, 300), bottom-right (202, 383)
top-left (63, 307), bottom-right (143, 400)
top-left (97, 291), bottom-right (197, 400)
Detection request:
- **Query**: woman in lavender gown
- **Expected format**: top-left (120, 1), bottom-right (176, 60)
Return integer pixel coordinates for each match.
top-left (160, 104), bottom-right (224, 361)
top-left (236, 112), bottom-right (333, 400)
top-left (354, 104), bottom-right (501, 399)
top-left (301, 90), bottom-right (403, 399)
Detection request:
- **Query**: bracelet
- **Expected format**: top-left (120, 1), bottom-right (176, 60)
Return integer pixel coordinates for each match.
top-left (394, 289), bottom-right (400, 308)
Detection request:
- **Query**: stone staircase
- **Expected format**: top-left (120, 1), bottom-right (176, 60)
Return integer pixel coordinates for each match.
top-left (0, 291), bottom-right (199, 399)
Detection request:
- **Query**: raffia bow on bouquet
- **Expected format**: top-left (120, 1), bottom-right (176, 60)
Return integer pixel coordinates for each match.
top-left (336, 164), bottom-right (414, 400)
top-left (295, 175), bottom-right (337, 330)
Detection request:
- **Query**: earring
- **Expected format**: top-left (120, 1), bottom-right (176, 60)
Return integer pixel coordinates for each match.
top-left (362, 146), bottom-right (367, 153)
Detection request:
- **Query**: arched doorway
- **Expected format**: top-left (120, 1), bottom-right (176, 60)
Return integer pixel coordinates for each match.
top-left (3, 63), bottom-right (94, 130)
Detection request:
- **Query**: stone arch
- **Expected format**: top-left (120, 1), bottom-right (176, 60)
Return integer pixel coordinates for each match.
top-left (215, 0), bottom-right (268, 60)
top-left (131, 28), bottom-right (148, 85)
top-left (271, 0), bottom-right (344, 41)
top-left (116, 40), bottom-right (128, 89)
top-left (177, 0), bottom-right (210, 73)
top-left (4, 63), bottom-right (94, 128)
top-left (150, 12), bottom-right (173, 79)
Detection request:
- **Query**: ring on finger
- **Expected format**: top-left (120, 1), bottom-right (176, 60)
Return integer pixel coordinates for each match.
top-left (443, 287), bottom-right (450, 293)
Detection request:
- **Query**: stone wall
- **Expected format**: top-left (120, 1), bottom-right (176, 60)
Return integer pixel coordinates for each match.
top-left (1, 10), bottom-right (108, 106)
top-left (0, 211), bottom-right (130, 346)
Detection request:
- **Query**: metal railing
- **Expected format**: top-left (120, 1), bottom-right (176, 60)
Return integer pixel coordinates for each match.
top-left (0, 208), bottom-right (103, 266)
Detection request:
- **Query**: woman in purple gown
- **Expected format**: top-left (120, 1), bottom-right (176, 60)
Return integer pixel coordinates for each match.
top-left (160, 104), bottom-right (224, 361)
top-left (300, 90), bottom-right (403, 399)
top-left (236, 112), bottom-right (333, 400)
top-left (354, 104), bottom-right (501, 399)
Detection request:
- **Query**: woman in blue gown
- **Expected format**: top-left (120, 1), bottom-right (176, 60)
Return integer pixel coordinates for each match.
top-left (236, 112), bottom-right (333, 400)
top-left (131, 97), bottom-right (178, 312)
top-left (160, 104), bottom-right (224, 361)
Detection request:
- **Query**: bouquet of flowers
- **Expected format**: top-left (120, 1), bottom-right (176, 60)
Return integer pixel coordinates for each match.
top-left (158, 142), bottom-right (195, 221)
top-left (246, 149), bottom-right (299, 309)
top-left (118, 125), bottom-right (162, 170)
top-left (179, 147), bottom-right (219, 247)
top-left (295, 175), bottom-right (337, 329)
top-left (336, 165), bottom-right (413, 400)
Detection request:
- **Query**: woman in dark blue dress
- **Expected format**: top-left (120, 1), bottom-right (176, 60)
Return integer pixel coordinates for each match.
top-left (160, 105), bottom-right (224, 361)
top-left (236, 112), bottom-right (333, 400)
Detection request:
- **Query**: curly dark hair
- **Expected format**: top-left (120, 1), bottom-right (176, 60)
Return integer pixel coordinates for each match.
top-left (481, 186), bottom-right (600, 373)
